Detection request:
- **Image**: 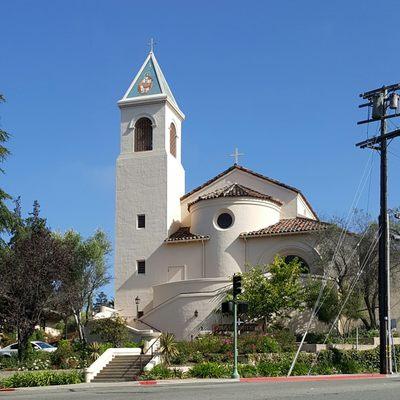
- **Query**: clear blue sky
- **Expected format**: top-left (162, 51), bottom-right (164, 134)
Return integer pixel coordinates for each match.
top-left (1, 1), bottom-right (400, 298)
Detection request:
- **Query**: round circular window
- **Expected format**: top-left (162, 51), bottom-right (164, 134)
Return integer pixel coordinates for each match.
top-left (216, 212), bottom-right (233, 229)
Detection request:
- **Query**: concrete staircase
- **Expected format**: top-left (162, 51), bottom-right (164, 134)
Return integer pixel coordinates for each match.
top-left (91, 354), bottom-right (153, 382)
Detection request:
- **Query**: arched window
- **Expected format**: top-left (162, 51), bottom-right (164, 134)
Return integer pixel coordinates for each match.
top-left (169, 123), bottom-right (177, 158)
top-left (134, 118), bottom-right (153, 152)
top-left (284, 255), bottom-right (310, 273)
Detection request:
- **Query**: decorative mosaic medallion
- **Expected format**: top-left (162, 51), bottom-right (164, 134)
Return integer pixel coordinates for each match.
top-left (138, 73), bottom-right (153, 94)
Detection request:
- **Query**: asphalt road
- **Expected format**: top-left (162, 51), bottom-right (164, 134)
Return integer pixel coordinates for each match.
top-left (2, 378), bottom-right (400, 400)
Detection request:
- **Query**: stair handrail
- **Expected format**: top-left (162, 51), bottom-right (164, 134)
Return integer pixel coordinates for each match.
top-left (144, 334), bottom-right (161, 356)
top-left (139, 284), bottom-right (230, 321)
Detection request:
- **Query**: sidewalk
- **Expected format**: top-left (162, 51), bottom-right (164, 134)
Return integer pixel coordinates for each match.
top-left (1, 373), bottom-right (395, 393)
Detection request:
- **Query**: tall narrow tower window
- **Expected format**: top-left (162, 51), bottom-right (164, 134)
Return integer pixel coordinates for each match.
top-left (134, 118), bottom-right (153, 152)
top-left (137, 214), bottom-right (145, 229)
top-left (137, 260), bottom-right (146, 274)
top-left (169, 123), bottom-right (177, 158)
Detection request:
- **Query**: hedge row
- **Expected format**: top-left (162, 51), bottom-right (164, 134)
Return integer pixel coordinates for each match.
top-left (0, 370), bottom-right (84, 388)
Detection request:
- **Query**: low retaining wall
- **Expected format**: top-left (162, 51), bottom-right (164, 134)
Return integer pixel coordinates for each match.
top-left (299, 337), bottom-right (400, 353)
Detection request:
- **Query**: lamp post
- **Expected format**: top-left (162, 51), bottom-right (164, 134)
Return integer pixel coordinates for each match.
top-left (232, 275), bottom-right (242, 379)
top-left (135, 296), bottom-right (140, 317)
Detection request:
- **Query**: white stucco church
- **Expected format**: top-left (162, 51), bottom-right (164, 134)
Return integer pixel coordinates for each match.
top-left (114, 50), bottom-right (327, 340)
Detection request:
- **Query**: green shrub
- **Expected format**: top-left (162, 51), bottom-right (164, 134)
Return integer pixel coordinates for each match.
top-left (170, 352), bottom-right (189, 365)
top-left (30, 329), bottom-right (46, 342)
top-left (0, 354), bottom-right (20, 370)
top-left (238, 334), bottom-right (264, 354)
top-left (22, 352), bottom-right (52, 371)
top-left (90, 316), bottom-right (129, 346)
top-left (170, 368), bottom-right (184, 379)
top-left (0, 370), bottom-right (84, 388)
top-left (172, 341), bottom-right (191, 365)
top-left (263, 337), bottom-right (281, 353)
top-left (51, 340), bottom-right (75, 369)
top-left (330, 348), bottom-right (363, 374)
top-left (98, 342), bottom-right (114, 355)
top-left (189, 362), bottom-right (230, 378)
top-left (140, 364), bottom-right (185, 380)
top-left (192, 351), bottom-right (204, 363)
top-left (257, 361), bottom-right (282, 377)
top-left (0, 352), bottom-right (52, 372)
top-left (238, 364), bottom-right (258, 377)
top-left (270, 328), bottom-right (297, 352)
top-left (194, 335), bottom-right (228, 354)
top-left (140, 364), bottom-right (172, 380)
top-left (305, 332), bottom-right (326, 344)
top-left (290, 362), bottom-right (310, 376)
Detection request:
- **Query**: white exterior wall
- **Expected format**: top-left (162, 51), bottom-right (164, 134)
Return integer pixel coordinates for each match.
top-left (115, 151), bottom-right (169, 319)
top-left (190, 197), bottom-right (281, 277)
top-left (165, 105), bottom-right (185, 233)
top-left (142, 277), bottom-right (230, 339)
top-left (297, 195), bottom-right (315, 219)
top-left (244, 233), bottom-right (321, 274)
top-left (115, 99), bottom-right (185, 321)
top-left (180, 169), bottom-right (312, 224)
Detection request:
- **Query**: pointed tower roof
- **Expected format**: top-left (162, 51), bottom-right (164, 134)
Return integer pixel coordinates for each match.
top-left (118, 51), bottom-right (184, 118)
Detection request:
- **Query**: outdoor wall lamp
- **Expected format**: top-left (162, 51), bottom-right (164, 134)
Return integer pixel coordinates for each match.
top-left (135, 296), bottom-right (141, 317)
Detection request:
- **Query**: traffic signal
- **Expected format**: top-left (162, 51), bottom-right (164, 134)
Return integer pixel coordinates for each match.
top-left (233, 274), bottom-right (242, 297)
top-left (221, 301), bottom-right (233, 314)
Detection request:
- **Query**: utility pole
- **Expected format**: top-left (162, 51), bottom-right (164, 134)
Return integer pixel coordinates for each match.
top-left (356, 83), bottom-right (400, 374)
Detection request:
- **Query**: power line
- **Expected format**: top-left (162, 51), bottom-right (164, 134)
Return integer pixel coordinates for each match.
top-left (287, 154), bottom-right (375, 377)
top-left (308, 232), bottom-right (381, 375)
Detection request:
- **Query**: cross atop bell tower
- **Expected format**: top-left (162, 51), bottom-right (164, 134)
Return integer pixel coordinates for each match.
top-left (148, 37), bottom-right (156, 53)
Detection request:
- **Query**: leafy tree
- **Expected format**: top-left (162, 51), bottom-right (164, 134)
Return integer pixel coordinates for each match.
top-left (90, 315), bottom-right (128, 346)
top-left (0, 94), bottom-right (13, 241)
top-left (312, 210), bottom-right (400, 330)
top-left (56, 230), bottom-right (111, 343)
top-left (239, 256), bottom-right (305, 331)
top-left (0, 201), bottom-right (73, 360)
top-left (305, 279), bottom-right (339, 324)
top-left (93, 291), bottom-right (109, 312)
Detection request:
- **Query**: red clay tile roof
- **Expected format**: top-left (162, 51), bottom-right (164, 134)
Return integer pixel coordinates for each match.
top-left (165, 227), bottom-right (210, 243)
top-left (188, 183), bottom-right (283, 209)
top-left (240, 217), bottom-right (329, 238)
top-left (181, 165), bottom-right (318, 220)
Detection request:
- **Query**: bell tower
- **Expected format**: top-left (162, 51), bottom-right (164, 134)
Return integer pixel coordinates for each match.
top-left (114, 50), bottom-right (185, 319)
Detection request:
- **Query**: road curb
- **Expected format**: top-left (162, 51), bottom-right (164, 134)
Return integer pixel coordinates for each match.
top-left (240, 373), bottom-right (385, 383)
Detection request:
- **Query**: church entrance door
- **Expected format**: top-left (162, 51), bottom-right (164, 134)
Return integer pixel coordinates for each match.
top-left (168, 266), bottom-right (185, 282)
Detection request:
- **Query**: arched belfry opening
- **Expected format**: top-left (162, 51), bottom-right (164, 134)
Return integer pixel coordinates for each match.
top-left (170, 123), bottom-right (177, 158)
top-left (134, 117), bottom-right (153, 152)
